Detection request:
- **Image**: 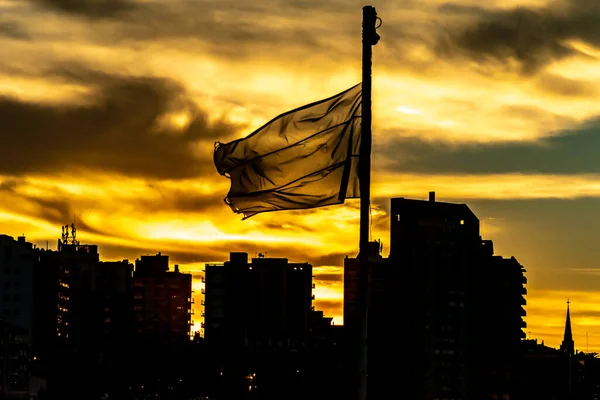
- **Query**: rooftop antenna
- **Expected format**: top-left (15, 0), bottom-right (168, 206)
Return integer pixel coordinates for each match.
top-left (62, 224), bottom-right (69, 243)
top-left (70, 222), bottom-right (77, 245)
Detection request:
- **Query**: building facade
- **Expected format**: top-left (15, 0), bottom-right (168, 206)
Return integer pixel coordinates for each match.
top-left (133, 254), bottom-right (193, 343)
top-left (204, 252), bottom-right (313, 349)
top-left (0, 235), bottom-right (35, 341)
top-left (343, 193), bottom-right (528, 400)
top-left (0, 319), bottom-right (30, 400)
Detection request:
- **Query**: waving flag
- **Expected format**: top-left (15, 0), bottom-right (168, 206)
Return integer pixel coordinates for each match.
top-left (214, 84), bottom-right (362, 219)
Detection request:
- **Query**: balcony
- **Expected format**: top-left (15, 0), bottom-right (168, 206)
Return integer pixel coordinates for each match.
top-left (520, 320), bottom-right (527, 328)
top-left (312, 283), bottom-right (315, 289)
top-left (201, 313), bottom-right (205, 317)
top-left (519, 297), bottom-right (526, 306)
top-left (201, 300), bottom-right (205, 306)
top-left (201, 289), bottom-right (205, 295)
top-left (520, 287), bottom-right (527, 295)
top-left (201, 322), bottom-right (205, 328)
top-left (311, 294), bottom-right (315, 300)
top-left (201, 277), bottom-right (205, 283)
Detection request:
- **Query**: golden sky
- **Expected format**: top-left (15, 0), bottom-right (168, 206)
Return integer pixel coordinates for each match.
top-left (2, 0), bottom-right (600, 350)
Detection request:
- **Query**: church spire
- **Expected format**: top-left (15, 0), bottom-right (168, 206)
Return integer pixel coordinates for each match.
top-left (560, 299), bottom-right (575, 355)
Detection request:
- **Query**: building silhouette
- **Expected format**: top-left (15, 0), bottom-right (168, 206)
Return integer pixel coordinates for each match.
top-left (390, 193), bottom-right (483, 399)
top-left (0, 235), bottom-right (35, 342)
top-left (133, 253), bottom-right (193, 343)
top-left (91, 260), bottom-right (134, 354)
top-left (472, 242), bottom-right (527, 398)
top-left (560, 300), bottom-right (575, 355)
top-left (0, 319), bottom-right (30, 399)
top-left (204, 252), bottom-right (313, 348)
top-left (344, 193), bottom-right (528, 400)
top-left (204, 252), bottom-right (341, 399)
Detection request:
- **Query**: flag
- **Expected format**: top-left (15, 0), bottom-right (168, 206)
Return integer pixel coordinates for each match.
top-left (214, 83), bottom-right (362, 219)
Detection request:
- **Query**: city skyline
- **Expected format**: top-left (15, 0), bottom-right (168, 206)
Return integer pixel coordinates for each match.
top-left (2, 0), bottom-right (600, 352)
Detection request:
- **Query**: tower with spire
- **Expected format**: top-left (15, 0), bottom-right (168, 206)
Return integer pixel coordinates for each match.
top-left (560, 299), bottom-right (575, 355)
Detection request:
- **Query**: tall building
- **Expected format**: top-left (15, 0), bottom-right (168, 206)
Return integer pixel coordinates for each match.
top-left (133, 253), bottom-right (192, 343)
top-left (470, 242), bottom-right (527, 398)
top-left (204, 252), bottom-right (313, 348)
top-left (52, 227), bottom-right (100, 352)
top-left (0, 319), bottom-right (30, 399)
top-left (30, 225), bottom-right (101, 398)
top-left (344, 193), bottom-right (528, 399)
top-left (91, 260), bottom-right (134, 352)
top-left (0, 235), bottom-right (35, 341)
top-left (390, 192), bottom-right (482, 399)
top-left (204, 252), bottom-right (343, 400)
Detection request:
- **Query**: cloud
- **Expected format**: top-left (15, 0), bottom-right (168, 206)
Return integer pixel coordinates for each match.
top-left (435, 0), bottom-right (600, 74)
top-left (0, 20), bottom-right (30, 40)
top-left (314, 273), bottom-right (342, 283)
top-left (0, 66), bottom-right (240, 179)
top-left (0, 178), bottom-right (108, 236)
top-left (312, 299), bottom-right (342, 317)
top-left (24, 0), bottom-right (354, 63)
top-left (31, 0), bottom-right (138, 18)
top-left (375, 117), bottom-right (600, 175)
top-left (0, 178), bottom-right (18, 191)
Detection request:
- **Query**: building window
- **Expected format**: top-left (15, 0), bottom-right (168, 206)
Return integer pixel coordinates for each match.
top-left (396, 214), bottom-right (400, 222)
top-left (460, 220), bottom-right (464, 225)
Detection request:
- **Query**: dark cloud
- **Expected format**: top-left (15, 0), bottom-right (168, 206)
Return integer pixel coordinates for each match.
top-left (262, 221), bottom-right (317, 233)
top-left (27, 1), bottom-right (347, 61)
top-left (0, 179), bottom-right (108, 236)
top-left (536, 73), bottom-right (598, 98)
top-left (0, 179), bottom-right (18, 191)
top-left (31, 0), bottom-right (138, 18)
top-left (115, 5), bottom-right (331, 60)
top-left (376, 117), bottom-right (600, 175)
top-left (314, 273), bottom-right (342, 283)
top-left (0, 20), bottom-right (30, 40)
top-left (312, 252), bottom-right (350, 267)
top-left (134, 188), bottom-right (226, 214)
top-left (0, 66), bottom-right (240, 179)
top-left (436, 0), bottom-right (600, 74)
top-left (569, 310), bottom-right (600, 321)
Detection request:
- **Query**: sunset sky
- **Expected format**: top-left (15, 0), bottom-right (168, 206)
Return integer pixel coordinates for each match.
top-left (2, 0), bottom-right (600, 350)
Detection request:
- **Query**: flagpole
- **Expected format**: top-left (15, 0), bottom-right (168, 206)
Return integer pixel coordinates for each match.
top-left (358, 5), bottom-right (379, 400)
